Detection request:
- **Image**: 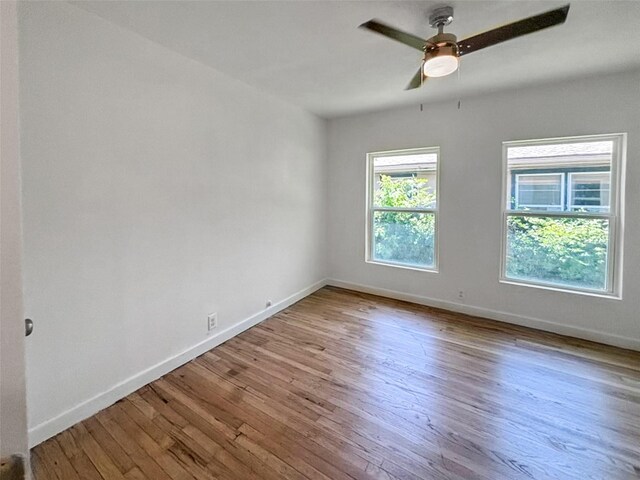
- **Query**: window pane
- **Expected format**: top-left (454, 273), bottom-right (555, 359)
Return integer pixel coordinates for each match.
top-left (570, 172), bottom-right (610, 212)
top-left (506, 140), bottom-right (613, 212)
top-left (506, 215), bottom-right (609, 290)
top-left (373, 153), bottom-right (437, 208)
top-left (516, 174), bottom-right (562, 210)
top-left (373, 211), bottom-right (435, 268)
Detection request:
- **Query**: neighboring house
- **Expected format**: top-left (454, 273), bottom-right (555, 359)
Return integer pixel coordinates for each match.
top-left (373, 144), bottom-right (612, 213)
top-left (507, 141), bottom-right (611, 212)
top-left (374, 152), bottom-right (437, 196)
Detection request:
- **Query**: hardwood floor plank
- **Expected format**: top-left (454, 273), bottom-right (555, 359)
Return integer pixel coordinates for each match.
top-left (197, 350), bottom-right (449, 477)
top-left (30, 448), bottom-right (58, 480)
top-left (83, 416), bottom-right (136, 474)
top-left (31, 287), bottom-right (640, 480)
top-left (95, 407), bottom-right (173, 480)
top-left (185, 347), bottom-right (486, 480)
top-left (68, 423), bottom-right (127, 480)
top-left (56, 430), bottom-right (103, 480)
top-left (37, 437), bottom-right (81, 480)
top-left (181, 425), bottom-right (264, 480)
top-left (123, 467), bottom-right (148, 480)
top-left (260, 318), bottom-right (640, 474)
top-left (222, 332), bottom-right (555, 478)
top-left (151, 379), bottom-right (286, 480)
top-left (166, 366), bottom-right (360, 480)
top-left (268, 302), bottom-right (640, 470)
top-left (140, 385), bottom-right (190, 429)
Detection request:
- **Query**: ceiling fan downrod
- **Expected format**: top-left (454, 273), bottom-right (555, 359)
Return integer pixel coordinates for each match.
top-left (429, 6), bottom-right (454, 34)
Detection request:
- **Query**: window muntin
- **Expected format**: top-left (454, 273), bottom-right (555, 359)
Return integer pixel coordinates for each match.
top-left (501, 134), bottom-right (624, 296)
top-left (367, 148), bottom-right (438, 270)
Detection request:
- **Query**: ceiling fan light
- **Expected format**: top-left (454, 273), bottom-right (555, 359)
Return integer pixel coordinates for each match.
top-left (423, 52), bottom-right (459, 78)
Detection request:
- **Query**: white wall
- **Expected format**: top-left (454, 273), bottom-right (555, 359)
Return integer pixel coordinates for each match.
top-left (1, 0), bottom-right (30, 464)
top-left (18, 2), bottom-right (327, 445)
top-left (328, 70), bottom-right (640, 349)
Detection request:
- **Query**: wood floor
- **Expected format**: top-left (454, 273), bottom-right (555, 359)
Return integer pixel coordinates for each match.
top-left (31, 287), bottom-right (640, 480)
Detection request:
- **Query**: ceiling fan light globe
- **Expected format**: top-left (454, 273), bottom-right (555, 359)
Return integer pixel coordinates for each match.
top-left (423, 54), bottom-right (458, 78)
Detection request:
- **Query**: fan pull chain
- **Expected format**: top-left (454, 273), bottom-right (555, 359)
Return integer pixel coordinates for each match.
top-left (457, 58), bottom-right (462, 109)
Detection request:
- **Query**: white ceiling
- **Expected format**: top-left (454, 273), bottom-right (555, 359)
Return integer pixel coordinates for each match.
top-left (73, 0), bottom-right (640, 118)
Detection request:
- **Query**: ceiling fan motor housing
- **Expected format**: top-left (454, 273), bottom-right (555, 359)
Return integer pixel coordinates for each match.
top-left (424, 32), bottom-right (459, 58)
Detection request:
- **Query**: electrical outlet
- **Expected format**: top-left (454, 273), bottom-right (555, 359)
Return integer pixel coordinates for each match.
top-left (266, 300), bottom-right (272, 308)
top-left (457, 290), bottom-right (464, 300)
top-left (207, 313), bottom-right (217, 331)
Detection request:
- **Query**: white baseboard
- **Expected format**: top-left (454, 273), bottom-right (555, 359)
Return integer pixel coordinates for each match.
top-left (327, 278), bottom-right (640, 351)
top-left (28, 279), bottom-right (327, 447)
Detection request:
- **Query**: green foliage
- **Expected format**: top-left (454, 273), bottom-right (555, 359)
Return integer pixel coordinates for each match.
top-left (506, 216), bottom-right (609, 289)
top-left (373, 175), bottom-right (436, 267)
top-left (373, 174), bottom-right (609, 288)
top-left (374, 175), bottom-right (436, 209)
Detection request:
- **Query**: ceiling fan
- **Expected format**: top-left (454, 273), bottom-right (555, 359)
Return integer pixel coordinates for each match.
top-left (359, 4), bottom-right (570, 89)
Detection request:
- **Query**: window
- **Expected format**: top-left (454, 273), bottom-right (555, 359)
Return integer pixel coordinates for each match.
top-left (515, 173), bottom-right (564, 210)
top-left (366, 147), bottom-right (439, 270)
top-left (501, 134), bottom-right (625, 295)
top-left (569, 172), bottom-right (610, 212)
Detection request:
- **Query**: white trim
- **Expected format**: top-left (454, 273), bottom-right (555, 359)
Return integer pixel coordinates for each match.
top-left (503, 210), bottom-right (610, 219)
top-left (372, 207), bottom-right (437, 213)
top-left (326, 278), bottom-right (640, 351)
top-left (364, 258), bottom-right (439, 273)
top-left (498, 278), bottom-right (621, 300)
top-left (28, 279), bottom-right (327, 447)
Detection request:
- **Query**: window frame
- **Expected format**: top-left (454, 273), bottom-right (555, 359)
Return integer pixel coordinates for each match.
top-left (499, 133), bottom-right (626, 298)
top-left (514, 172), bottom-right (565, 211)
top-left (365, 146), bottom-right (440, 272)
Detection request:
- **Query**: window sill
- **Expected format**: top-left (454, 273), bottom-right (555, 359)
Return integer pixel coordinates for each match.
top-left (366, 259), bottom-right (439, 274)
top-left (499, 278), bottom-right (621, 300)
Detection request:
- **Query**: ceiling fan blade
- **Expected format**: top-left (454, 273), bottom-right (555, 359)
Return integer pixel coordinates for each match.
top-left (406, 69), bottom-right (427, 90)
top-left (359, 19), bottom-right (426, 52)
top-left (457, 4), bottom-right (570, 56)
